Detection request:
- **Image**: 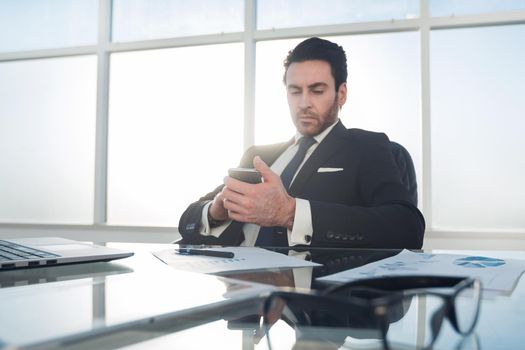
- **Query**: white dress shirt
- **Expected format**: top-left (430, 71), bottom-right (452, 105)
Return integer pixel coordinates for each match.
top-left (199, 121), bottom-right (340, 246)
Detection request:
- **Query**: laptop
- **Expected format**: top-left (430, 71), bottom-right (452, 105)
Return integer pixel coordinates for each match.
top-left (0, 237), bottom-right (134, 270)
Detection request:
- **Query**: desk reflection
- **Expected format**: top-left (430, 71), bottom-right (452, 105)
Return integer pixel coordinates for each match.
top-left (0, 261), bottom-right (133, 289)
top-left (224, 248), bottom-right (400, 290)
top-left (228, 295), bottom-right (481, 350)
top-left (2, 244), bottom-right (523, 350)
top-left (0, 248), bottom-right (272, 349)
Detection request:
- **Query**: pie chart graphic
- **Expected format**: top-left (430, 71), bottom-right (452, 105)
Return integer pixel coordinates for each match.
top-left (454, 256), bottom-right (505, 268)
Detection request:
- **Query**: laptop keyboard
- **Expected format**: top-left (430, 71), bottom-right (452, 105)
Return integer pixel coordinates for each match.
top-left (0, 240), bottom-right (60, 262)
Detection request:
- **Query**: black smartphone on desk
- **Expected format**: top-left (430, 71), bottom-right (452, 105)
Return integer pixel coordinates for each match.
top-left (228, 168), bottom-right (262, 184)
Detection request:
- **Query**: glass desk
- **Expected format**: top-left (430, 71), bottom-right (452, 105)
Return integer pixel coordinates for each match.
top-left (0, 243), bottom-right (273, 349)
top-left (0, 243), bottom-right (524, 350)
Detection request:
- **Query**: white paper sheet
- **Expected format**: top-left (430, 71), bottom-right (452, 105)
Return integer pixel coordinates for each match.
top-left (152, 247), bottom-right (320, 274)
top-left (318, 249), bottom-right (525, 293)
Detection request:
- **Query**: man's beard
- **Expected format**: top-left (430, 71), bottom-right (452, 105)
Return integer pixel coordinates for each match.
top-left (293, 95), bottom-right (340, 136)
top-left (324, 96), bottom-right (340, 128)
top-left (313, 96), bottom-right (340, 132)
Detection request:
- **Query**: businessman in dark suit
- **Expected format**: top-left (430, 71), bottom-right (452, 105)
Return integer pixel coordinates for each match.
top-left (178, 37), bottom-right (425, 248)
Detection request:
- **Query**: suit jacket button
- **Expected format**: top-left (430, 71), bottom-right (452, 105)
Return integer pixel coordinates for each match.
top-left (304, 235), bottom-right (312, 243)
top-left (326, 232), bottom-right (334, 239)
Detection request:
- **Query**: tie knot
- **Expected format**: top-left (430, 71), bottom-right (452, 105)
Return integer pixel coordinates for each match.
top-left (297, 136), bottom-right (316, 151)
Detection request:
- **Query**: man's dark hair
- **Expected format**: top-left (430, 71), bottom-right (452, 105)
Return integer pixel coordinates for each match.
top-left (283, 37), bottom-right (348, 90)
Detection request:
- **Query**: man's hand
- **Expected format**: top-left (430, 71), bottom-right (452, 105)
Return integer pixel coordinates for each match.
top-left (208, 190), bottom-right (229, 222)
top-left (222, 156), bottom-right (296, 229)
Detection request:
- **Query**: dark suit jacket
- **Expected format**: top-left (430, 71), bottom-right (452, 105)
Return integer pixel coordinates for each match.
top-left (178, 122), bottom-right (425, 248)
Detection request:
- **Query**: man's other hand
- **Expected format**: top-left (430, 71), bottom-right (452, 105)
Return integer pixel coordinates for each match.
top-left (208, 189), bottom-right (229, 222)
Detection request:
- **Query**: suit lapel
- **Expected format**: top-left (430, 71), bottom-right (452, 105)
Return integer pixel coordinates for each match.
top-left (289, 122), bottom-right (348, 196)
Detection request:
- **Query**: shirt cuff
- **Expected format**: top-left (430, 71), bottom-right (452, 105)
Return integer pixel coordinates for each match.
top-left (200, 201), bottom-right (230, 238)
top-left (289, 198), bottom-right (313, 246)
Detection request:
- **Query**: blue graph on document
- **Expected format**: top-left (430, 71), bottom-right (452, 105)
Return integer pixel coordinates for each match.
top-left (454, 256), bottom-right (505, 268)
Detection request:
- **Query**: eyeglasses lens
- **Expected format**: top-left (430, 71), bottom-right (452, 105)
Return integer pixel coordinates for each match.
top-left (385, 294), bottom-right (446, 350)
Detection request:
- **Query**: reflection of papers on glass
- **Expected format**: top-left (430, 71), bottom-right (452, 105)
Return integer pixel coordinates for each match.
top-left (318, 249), bottom-right (525, 293)
top-left (153, 247), bottom-right (320, 274)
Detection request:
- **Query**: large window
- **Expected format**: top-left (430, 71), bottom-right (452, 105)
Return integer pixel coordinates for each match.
top-left (257, 0), bottom-right (419, 29)
top-left (429, 0), bottom-right (525, 17)
top-left (112, 0), bottom-right (244, 42)
top-left (107, 44), bottom-right (244, 226)
top-left (0, 56), bottom-right (97, 224)
top-left (1, 0), bottom-right (524, 240)
top-left (0, 0), bottom-right (98, 52)
top-left (430, 24), bottom-right (525, 232)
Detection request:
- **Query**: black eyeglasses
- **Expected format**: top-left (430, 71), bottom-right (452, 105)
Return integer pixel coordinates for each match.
top-left (262, 276), bottom-right (482, 350)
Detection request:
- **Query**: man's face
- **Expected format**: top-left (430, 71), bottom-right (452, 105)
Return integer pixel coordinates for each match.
top-left (285, 60), bottom-right (347, 136)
